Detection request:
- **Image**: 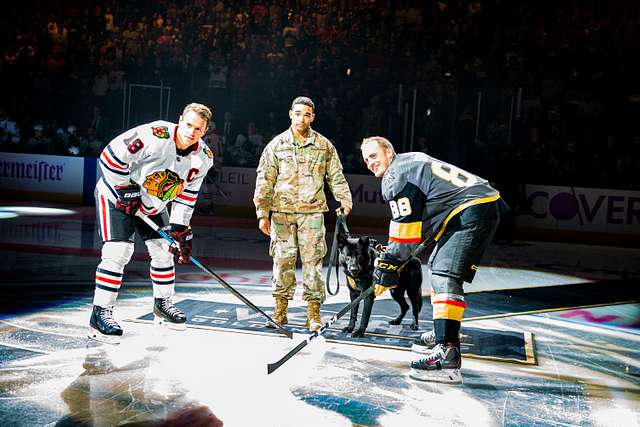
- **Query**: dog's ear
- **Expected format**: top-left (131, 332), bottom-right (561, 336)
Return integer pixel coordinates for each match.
top-left (337, 233), bottom-right (348, 246)
top-left (358, 236), bottom-right (370, 247)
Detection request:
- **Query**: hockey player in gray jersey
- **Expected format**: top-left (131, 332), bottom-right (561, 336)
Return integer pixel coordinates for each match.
top-left (361, 136), bottom-right (508, 384)
top-left (89, 103), bottom-right (214, 344)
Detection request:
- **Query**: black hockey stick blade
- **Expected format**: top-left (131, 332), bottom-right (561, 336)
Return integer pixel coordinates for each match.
top-left (137, 212), bottom-right (293, 339)
top-left (267, 283), bottom-right (376, 374)
top-left (190, 256), bottom-right (293, 339)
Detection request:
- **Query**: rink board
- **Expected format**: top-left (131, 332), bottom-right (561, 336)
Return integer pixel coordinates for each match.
top-left (133, 299), bottom-right (536, 365)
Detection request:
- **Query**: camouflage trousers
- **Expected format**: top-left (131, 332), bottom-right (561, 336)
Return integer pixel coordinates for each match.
top-left (269, 212), bottom-right (327, 303)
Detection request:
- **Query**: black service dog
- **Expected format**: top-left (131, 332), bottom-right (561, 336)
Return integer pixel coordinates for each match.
top-left (337, 234), bottom-right (423, 337)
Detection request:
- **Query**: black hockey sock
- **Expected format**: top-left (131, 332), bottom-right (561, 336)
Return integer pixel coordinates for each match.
top-left (434, 319), bottom-right (461, 345)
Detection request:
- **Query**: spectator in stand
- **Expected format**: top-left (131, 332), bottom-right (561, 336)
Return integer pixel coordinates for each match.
top-left (0, 108), bottom-right (21, 152)
top-left (226, 122), bottom-right (265, 167)
top-left (88, 106), bottom-right (111, 143)
top-left (25, 124), bottom-right (53, 154)
top-left (65, 125), bottom-right (87, 156)
top-left (84, 126), bottom-right (104, 157)
top-left (220, 111), bottom-right (236, 146)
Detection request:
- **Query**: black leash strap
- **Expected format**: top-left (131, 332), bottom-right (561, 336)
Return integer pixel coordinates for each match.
top-left (325, 212), bottom-right (351, 296)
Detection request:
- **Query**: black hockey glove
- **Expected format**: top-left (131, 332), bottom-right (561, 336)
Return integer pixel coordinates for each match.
top-left (167, 224), bottom-right (193, 264)
top-left (373, 253), bottom-right (402, 297)
top-left (114, 184), bottom-right (142, 216)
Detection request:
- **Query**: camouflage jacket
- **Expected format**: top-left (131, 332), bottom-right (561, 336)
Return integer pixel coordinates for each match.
top-left (253, 127), bottom-right (352, 218)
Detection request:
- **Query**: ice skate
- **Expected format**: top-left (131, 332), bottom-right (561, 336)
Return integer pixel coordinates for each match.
top-left (88, 305), bottom-right (123, 345)
top-left (409, 343), bottom-right (462, 384)
top-left (411, 330), bottom-right (436, 354)
top-left (153, 297), bottom-right (187, 330)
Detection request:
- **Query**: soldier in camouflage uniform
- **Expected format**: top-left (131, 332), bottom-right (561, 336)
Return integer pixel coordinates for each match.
top-left (254, 96), bottom-right (353, 332)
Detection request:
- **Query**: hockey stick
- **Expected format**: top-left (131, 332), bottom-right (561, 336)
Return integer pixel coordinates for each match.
top-left (267, 236), bottom-right (437, 374)
top-left (267, 282), bottom-right (376, 374)
top-left (137, 212), bottom-right (292, 339)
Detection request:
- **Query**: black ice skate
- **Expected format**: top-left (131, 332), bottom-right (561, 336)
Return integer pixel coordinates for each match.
top-left (88, 305), bottom-right (123, 345)
top-left (409, 343), bottom-right (462, 384)
top-left (153, 297), bottom-right (187, 330)
top-left (411, 330), bottom-right (436, 354)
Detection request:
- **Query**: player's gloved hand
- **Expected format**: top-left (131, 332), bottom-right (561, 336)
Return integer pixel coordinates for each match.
top-left (114, 184), bottom-right (142, 215)
top-left (373, 253), bottom-right (401, 296)
top-left (167, 224), bottom-right (193, 264)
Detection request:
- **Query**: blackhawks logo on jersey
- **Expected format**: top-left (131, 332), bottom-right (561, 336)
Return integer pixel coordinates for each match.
top-left (203, 145), bottom-right (213, 159)
top-left (151, 126), bottom-right (170, 139)
top-left (143, 169), bottom-right (184, 201)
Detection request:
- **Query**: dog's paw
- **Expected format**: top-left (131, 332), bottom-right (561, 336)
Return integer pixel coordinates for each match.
top-left (342, 326), bottom-right (354, 333)
top-left (410, 322), bottom-right (419, 330)
top-left (351, 329), bottom-right (366, 338)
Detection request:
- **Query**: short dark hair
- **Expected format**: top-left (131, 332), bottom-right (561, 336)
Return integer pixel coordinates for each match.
top-left (291, 96), bottom-right (315, 112)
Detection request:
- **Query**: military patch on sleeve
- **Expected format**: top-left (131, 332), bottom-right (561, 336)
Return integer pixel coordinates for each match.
top-left (203, 145), bottom-right (213, 159)
top-left (151, 126), bottom-right (170, 139)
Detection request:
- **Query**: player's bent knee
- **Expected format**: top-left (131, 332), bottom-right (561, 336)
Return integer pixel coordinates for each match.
top-left (145, 238), bottom-right (173, 266)
top-left (101, 241), bottom-right (134, 269)
top-left (430, 273), bottom-right (464, 296)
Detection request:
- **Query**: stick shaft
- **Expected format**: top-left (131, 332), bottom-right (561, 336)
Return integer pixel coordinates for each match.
top-left (267, 283), bottom-right (376, 374)
top-left (267, 237), bottom-right (437, 374)
top-left (137, 212), bottom-right (292, 339)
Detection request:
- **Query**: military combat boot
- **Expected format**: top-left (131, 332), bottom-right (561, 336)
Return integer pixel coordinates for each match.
top-left (266, 297), bottom-right (288, 328)
top-left (306, 300), bottom-right (322, 332)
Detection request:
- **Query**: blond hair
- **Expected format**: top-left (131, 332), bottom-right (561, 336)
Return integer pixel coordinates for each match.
top-left (361, 136), bottom-right (396, 155)
top-left (182, 103), bottom-right (213, 127)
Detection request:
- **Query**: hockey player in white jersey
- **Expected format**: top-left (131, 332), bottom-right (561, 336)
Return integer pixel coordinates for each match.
top-left (89, 103), bottom-right (214, 344)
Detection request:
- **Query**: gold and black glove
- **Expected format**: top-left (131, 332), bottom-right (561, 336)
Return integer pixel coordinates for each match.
top-left (373, 253), bottom-right (402, 296)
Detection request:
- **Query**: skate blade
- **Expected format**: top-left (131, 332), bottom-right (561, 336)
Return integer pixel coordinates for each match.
top-left (411, 344), bottom-right (435, 354)
top-left (87, 328), bottom-right (121, 345)
top-left (153, 315), bottom-right (187, 331)
top-left (409, 368), bottom-right (462, 384)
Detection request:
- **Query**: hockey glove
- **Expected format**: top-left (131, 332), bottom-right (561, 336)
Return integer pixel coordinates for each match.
top-left (114, 184), bottom-right (142, 216)
top-left (167, 224), bottom-right (193, 264)
top-left (373, 253), bottom-right (401, 297)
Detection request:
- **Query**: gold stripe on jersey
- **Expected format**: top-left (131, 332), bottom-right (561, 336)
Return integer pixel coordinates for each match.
top-left (389, 220), bottom-right (422, 243)
top-left (434, 194), bottom-right (501, 241)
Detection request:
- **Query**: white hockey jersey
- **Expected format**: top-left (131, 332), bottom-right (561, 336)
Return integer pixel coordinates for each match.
top-left (96, 120), bottom-right (214, 225)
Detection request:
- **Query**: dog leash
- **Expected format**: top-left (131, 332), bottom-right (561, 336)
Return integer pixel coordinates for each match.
top-left (325, 210), bottom-right (351, 296)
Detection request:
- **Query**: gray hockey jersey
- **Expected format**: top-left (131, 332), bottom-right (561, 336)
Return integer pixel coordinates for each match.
top-left (381, 152), bottom-right (501, 260)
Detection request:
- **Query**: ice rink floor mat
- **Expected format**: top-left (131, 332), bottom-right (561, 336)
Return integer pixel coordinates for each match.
top-left (131, 299), bottom-right (536, 364)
